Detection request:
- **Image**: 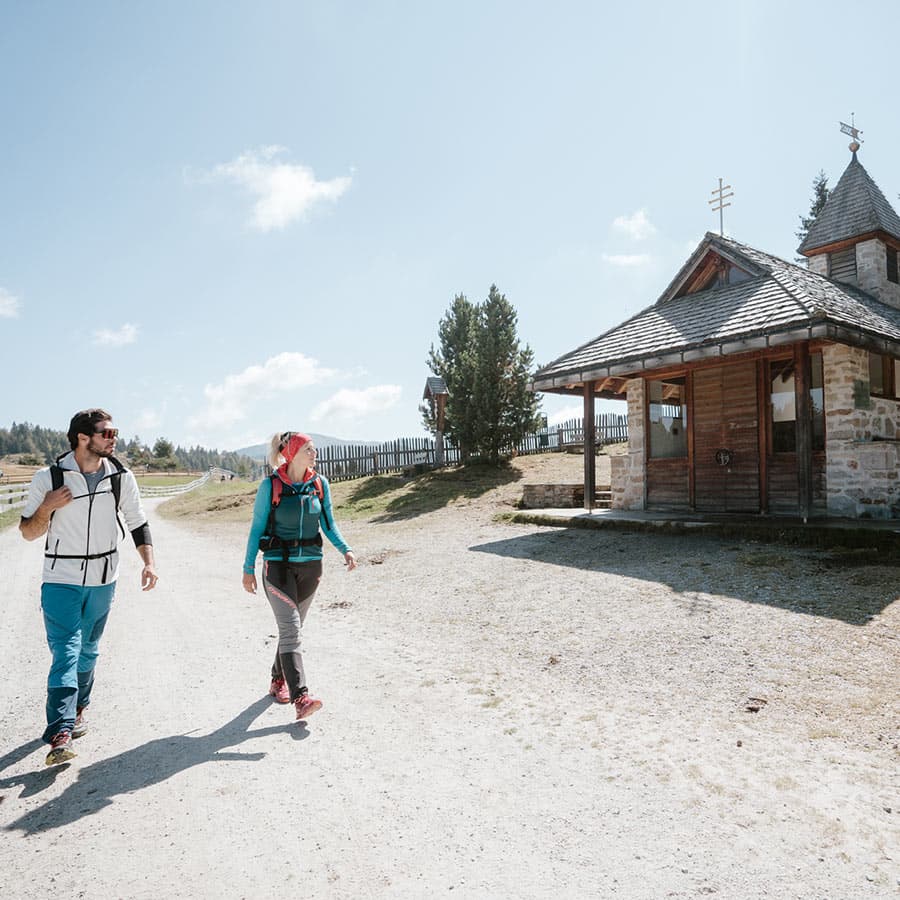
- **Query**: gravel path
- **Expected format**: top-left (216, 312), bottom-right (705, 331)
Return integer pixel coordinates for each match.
top-left (1, 475), bottom-right (898, 899)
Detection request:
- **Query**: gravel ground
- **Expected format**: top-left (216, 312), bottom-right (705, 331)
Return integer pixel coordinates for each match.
top-left (1, 455), bottom-right (898, 899)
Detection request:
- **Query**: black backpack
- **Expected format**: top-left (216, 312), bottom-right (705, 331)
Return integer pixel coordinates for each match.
top-left (50, 452), bottom-right (126, 509)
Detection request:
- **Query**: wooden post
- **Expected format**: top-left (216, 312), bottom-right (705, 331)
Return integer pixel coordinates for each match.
top-left (795, 342), bottom-right (812, 522)
top-left (583, 382), bottom-right (596, 511)
top-left (435, 394), bottom-right (446, 467)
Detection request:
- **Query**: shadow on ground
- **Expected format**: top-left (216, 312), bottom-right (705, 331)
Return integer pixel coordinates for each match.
top-left (3, 696), bottom-right (305, 835)
top-left (470, 529), bottom-right (898, 626)
top-left (345, 463), bottom-right (522, 522)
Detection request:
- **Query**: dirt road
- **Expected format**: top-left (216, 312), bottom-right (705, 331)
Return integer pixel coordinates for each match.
top-left (1, 488), bottom-right (898, 898)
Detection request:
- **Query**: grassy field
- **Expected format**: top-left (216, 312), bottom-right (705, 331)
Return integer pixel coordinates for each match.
top-left (155, 460), bottom-right (528, 525)
top-left (134, 474), bottom-right (200, 487)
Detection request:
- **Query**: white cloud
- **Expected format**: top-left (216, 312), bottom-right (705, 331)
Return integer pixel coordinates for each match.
top-left (93, 323), bottom-right (138, 346)
top-left (190, 352), bottom-right (338, 430)
top-left (310, 385), bottom-right (402, 423)
top-left (602, 253), bottom-right (651, 267)
top-left (612, 209), bottom-right (656, 241)
top-left (0, 287), bottom-right (21, 318)
top-left (209, 146), bottom-right (352, 231)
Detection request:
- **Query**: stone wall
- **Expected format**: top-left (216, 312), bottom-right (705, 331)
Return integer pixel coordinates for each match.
top-left (855, 238), bottom-right (900, 310)
top-left (823, 343), bottom-right (900, 517)
top-left (611, 377), bottom-right (645, 510)
top-left (521, 483), bottom-right (583, 509)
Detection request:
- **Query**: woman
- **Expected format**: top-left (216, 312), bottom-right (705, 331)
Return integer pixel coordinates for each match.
top-left (242, 432), bottom-right (356, 720)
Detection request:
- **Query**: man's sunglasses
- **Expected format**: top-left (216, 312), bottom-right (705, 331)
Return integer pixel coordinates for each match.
top-left (94, 428), bottom-right (119, 439)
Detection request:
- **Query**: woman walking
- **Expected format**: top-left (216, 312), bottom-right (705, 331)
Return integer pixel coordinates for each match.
top-left (242, 432), bottom-right (356, 720)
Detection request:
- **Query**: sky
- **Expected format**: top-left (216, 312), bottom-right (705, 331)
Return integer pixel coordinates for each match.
top-left (3, 0), bottom-right (900, 452)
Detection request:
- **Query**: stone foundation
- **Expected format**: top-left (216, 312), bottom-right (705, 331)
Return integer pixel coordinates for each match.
top-left (521, 483), bottom-right (584, 508)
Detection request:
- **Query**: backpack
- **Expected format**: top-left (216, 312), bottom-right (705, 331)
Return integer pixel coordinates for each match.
top-left (50, 453), bottom-right (126, 509)
top-left (259, 472), bottom-right (330, 558)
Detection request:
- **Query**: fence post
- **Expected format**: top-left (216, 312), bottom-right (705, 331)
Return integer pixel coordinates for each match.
top-left (372, 452), bottom-right (379, 476)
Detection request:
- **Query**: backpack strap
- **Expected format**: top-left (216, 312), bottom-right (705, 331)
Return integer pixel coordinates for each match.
top-left (108, 455), bottom-right (126, 510)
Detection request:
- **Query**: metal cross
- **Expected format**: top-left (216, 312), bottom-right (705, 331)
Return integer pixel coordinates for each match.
top-left (708, 177), bottom-right (734, 236)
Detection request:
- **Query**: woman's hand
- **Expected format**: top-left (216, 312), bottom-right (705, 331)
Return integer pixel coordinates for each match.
top-left (344, 551), bottom-right (357, 571)
top-left (242, 572), bottom-right (257, 594)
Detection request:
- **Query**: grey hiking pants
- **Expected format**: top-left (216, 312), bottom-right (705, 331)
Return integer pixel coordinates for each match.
top-left (262, 558), bottom-right (323, 701)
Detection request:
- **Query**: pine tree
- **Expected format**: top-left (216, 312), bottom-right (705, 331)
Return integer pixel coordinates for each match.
top-left (426, 285), bottom-right (541, 464)
top-left (426, 294), bottom-right (479, 461)
top-left (796, 170), bottom-right (830, 252)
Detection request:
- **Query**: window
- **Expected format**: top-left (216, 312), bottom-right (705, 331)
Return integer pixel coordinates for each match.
top-left (648, 377), bottom-right (687, 458)
top-left (869, 352), bottom-right (900, 399)
top-left (887, 246), bottom-right (899, 284)
top-left (828, 247), bottom-right (857, 284)
top-left (770, 360), bottom-right (796, 452)
top-left (770, 353), bottom-right (825, 453)
top-left (726, 264), bottom-right (752, 285)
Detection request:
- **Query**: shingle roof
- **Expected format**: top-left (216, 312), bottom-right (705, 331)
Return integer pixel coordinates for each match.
top-left (797, 153), bottom-right (900, 254)
top-left (531, 233), bottom-right (900, 391)
top-left (423, 376), bottom-right (449, 399)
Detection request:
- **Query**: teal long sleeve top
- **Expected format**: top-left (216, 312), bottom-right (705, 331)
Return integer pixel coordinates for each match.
top-left (242, 474), bottom-right (351, 574)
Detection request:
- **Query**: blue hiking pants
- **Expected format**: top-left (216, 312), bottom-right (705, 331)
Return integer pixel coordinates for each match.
top-left (40, 582), bottom-right (116, 743)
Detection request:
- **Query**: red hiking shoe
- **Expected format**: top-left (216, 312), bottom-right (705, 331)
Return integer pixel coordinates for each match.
top-left (295, 694), bottom-right (322, 720)
top-left (45, 731), bottom-right (77, 766)
top-left (268, 677), bottom-right (290, 704)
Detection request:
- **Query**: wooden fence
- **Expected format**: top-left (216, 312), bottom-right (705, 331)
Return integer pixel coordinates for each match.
top-left (0, 469), bottom-right (214, 509)
top-left (311, 414), bottom-right (628, 483)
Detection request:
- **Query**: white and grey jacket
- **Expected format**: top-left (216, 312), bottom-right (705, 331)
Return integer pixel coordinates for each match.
top-left (21, 452), bottom-right (151, 586)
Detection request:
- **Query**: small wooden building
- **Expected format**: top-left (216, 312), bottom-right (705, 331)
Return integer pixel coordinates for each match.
top-left (531, 147), bottom-right (900, 519)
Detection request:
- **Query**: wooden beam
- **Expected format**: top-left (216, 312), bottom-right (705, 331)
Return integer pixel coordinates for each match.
top-left (795, 342), bottom-right (812, 522)
top-left (756, 357), bottom-right (769, 513)
top-left (583, 382), bottom-right (596, 511)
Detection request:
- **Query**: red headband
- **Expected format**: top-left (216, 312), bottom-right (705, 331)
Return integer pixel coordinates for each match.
top-left (280, 432), bottom-right (311, 465)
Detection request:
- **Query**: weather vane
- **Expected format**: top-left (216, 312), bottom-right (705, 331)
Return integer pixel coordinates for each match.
top-left (708, 177), bottom-right (734, 236)
top-left (839, 114), bottom-right (863, 152)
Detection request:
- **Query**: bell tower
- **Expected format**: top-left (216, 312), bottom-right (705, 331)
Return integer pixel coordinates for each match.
top-left (798, 131), bottom-right (900, 310)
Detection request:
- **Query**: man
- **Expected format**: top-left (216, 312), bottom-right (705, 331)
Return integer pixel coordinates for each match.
top-left (20, 409), bottom-right (158, 766)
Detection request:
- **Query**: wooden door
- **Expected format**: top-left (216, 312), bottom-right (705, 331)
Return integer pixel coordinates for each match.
top-left (693, 362), bottom-right (760, 512)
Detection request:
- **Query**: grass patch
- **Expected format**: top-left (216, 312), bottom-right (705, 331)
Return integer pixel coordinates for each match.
top-left (136, 474), bottom-right (199, 487)
top-left (737, 551), bottom-right (793, 569)
top-left (0, 506), bottom-right (23, 531)
top-left (333, 461), bottom-right (522, 522)
top-left (157, 479), bottom-right (258, 523)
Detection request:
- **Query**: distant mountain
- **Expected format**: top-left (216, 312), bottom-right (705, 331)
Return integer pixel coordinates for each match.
top-left (233, 432), bottom-right (360, 460)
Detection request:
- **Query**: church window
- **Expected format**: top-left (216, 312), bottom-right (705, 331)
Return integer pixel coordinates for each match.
top-left (648, 377), bottom-right (687, 459)
top-left (828, 247), bottom-right (857, 283)
top-left (887, 247), bottom-right (899, 284)
top-left (869, 352), bottom-right (900, 399)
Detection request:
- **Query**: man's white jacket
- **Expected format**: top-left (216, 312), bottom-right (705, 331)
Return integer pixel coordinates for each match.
top-left (22, 453), bottom-right (149, 586)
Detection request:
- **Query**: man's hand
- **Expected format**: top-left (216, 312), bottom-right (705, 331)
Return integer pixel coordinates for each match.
top-left (344, 551), bottom-right (357, 571)
top-left (19, 486), bottom-right (73, 541)
top-left (242, 572), bottom-right (257, 594)
top-left (141, 564), bottom-right (159, 591)
top-left (44, 486), bottom-right (73, 511)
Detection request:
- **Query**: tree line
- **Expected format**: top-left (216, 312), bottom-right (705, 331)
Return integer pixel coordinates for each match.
top-left (0, 423), bottom-right (255, 476)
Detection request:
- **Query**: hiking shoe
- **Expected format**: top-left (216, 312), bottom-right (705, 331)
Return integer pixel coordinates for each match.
top-left (268, 677), bottom-right (290, 704)
top-left (295, 694), bottom-right (322, 720)
top-left (45, 731), bottom-right (77, 766)
top-left (72, 706), bottom-right (88, 739)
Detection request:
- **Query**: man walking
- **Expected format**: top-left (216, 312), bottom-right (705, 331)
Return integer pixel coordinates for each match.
top-left (19, 408), bottom-right (158, 765)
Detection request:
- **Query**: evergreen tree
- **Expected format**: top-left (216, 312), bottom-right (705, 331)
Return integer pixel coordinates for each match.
top-left (796, 170), bottom-right (830, 254)
top-left (426, 285), bottom-right (541, 465)
top-left (426, 294), bottom-right (479, 461)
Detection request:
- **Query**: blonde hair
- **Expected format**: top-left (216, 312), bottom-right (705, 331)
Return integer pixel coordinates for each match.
top-left (267, 431), bottom-right (294, 469)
